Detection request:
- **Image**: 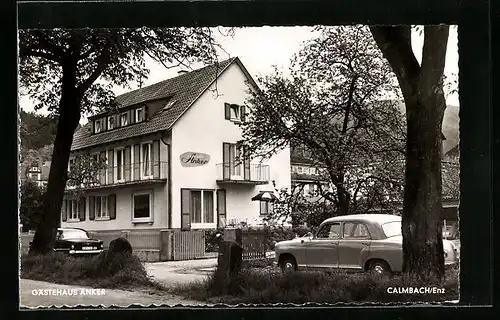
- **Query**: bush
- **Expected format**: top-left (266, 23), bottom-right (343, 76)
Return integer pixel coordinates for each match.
top-left (205, 228), bottom-right (223, 252)
top-left (172, 267), bottom-right (459, 304)
top-left (21, 251), bottom-right (155, 290)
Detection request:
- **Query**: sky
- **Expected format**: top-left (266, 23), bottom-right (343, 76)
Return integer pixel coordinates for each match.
top-left (19, 26), bottom-right (459, 124)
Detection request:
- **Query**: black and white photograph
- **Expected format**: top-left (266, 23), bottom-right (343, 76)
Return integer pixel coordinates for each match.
top-left (17, 18), bottom-right (465, 307)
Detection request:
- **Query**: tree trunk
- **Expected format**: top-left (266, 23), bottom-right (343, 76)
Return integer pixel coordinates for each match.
top-left (402, 91), bottom-right (446, 280)
top-left (29, 61), bottom-right (82, 255)
top-left (370, 26), bottom-right (449, 280)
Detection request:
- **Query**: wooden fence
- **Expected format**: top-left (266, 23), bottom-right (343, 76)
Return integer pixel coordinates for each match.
top-left (172, 230), bottom-right (205, 261)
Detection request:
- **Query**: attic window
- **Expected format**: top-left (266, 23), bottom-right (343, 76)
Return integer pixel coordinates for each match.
top-left (108, 116), bottom-right (116, 130)
top-left (164, 100), bottom-right (176, 111)
top-left (136, 108), bottom-right (144, 123)
top-left (120, 112), bottom-right (129, 126)
top-left (95, 119), bottom-right (102, 133)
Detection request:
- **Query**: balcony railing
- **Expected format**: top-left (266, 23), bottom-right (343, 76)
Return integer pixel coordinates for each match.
top-left (216, 163), bottom-right (270, 185)
top-left (66, 161), bottom-right (168, 190)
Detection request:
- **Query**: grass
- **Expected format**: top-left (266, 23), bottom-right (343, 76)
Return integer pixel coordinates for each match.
top-left (170, 265), bottom-right (459, 304)
top-left (21, 251), bottom-right (163, 291)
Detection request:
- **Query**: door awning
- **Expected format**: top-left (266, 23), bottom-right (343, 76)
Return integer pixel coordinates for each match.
top-left (251, 191), bottom-right (279, 202)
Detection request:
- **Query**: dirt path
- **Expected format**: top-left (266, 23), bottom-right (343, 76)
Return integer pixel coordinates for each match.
top-left (20, 279), bottom-right (205, 308)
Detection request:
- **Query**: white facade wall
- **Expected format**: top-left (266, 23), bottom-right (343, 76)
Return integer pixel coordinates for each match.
top-left (170, 62), bottom-right (291, 229)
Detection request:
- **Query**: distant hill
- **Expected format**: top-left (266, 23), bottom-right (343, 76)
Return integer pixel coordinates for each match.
top-left (20, 110), bottom-right (58, 150)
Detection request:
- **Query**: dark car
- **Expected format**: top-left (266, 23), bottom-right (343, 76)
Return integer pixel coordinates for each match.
top-left (51, 228), bottom-right (104, 255)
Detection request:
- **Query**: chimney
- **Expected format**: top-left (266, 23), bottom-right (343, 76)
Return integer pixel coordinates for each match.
top-left (178, 70), bottom-right (189, 76)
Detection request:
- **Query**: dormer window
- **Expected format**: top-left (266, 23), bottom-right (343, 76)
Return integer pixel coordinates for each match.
top-left (120, 112), bottom-right (129, 126)
top-left (136, 108), bottom-right (144, 123)
top-left (94, 119), bottom-right (102, 133)
top-left (108, 116), bottom-right (116, 130)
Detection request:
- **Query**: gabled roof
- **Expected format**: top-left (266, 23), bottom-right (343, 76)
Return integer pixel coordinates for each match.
top-left (71, 57), bottom-right (253, 151)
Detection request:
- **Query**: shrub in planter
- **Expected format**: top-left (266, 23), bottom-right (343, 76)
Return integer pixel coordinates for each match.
top-left (205, 228), bottom-right (224, 252)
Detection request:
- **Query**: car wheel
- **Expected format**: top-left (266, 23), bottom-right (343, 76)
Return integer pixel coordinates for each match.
top-left (368, 260), bottom-right (391, 275)
top-left (280, 256), bottom-right (297, 273)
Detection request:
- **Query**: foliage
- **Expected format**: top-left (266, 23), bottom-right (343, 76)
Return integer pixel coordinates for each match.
top-left (442, 161), bottom-right (460, 200)
top-left (66, 153), bottom-right (108, 197)
top-left (171, 267), bottom-right (459, 304)
top-left (20, 180), bottom-right (46, 232)
top-left (21, 251), bottom-right (156, 290)
top-left (19, 110), bottom-right (58, 150)
top-left (240, 25), bottom-right (406, 217)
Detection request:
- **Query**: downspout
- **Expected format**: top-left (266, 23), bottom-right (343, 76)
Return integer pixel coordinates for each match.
top-left (161, 131), bottom-right (172, 229)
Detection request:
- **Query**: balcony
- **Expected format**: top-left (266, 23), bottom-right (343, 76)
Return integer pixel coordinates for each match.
top-left (66, 161), bottom-right (168, 191)
top-left (216, 163), bottom-right (270, 185)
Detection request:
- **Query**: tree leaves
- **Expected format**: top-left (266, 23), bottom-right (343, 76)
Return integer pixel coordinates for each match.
top-left (240, 26), bottom-right (406, 219)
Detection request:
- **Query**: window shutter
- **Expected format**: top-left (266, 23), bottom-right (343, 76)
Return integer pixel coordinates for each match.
top-left (78, 197), bottom-right (86, 221)
top-left (124, 146), bottom-right (131, 181)
top-left (241, 105), bottom-right (246, 122)
top-left (224, 103), bottom-right (231, 120)
top-left (243, 145), bottom-right (250, 180)
top-left (222, 142), bottom-right (230, 180)
top-left (108, 194), bottom-right (116, 220)
top-left (181, 189), bottom-right (191, 231)
top-left (108, 150), bottom-right (114, 183)
top-left (102, 117), bottom-right (107, 131)
top-left (133, 144), bottom-right (140, 179)
top-left (216, 189), bottom-right (226, 228)
top-left (143, 105), bottom-right (148, 121)
top-left (61, 200), bottom-right (67, 222)
top-left (89, 196), bottom-right (95, 220)
top-left (152, 140), bottom-right (160, 178)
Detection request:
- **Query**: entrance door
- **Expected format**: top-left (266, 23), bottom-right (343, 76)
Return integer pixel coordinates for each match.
top-left (229, 144), bottom-right (243, 180)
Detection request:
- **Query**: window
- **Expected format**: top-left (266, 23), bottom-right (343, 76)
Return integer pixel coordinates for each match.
top-left (108, 116), bottom-right (115, 130)
top-left (229, 144), bottom-right (243, 178)
top-left (343, 222), bottom-right (370, 239)
top-left (229, 104), bottom-right (240, 120)
top-left (94, 196), bottom-right (108, 218)
top-left (297, 167), bottom-right (303, 174)
top-left (141, 142), bottom-right (152, 178)
top-left (260, 200), bottom-right (274, 216)
top-left (225, 103), bottom-right (245, 122)
top-left (136, 108), bottom-right (144, 123)
top-left (95, 119), bottom-right (102, 133)
top-left (120, 112), bottom-right (128, 126)
top-left (30, 173), bottom-right (39, 180)
top-left (133, 192), bottom-right (152, 220)
top-left (189, 190), bottom-right (214, 224)
top-left (115, 149), bottom-right (125, 181)
top-left (381, 221), bottom-right (401, 238)
top-left (68, 199), bottom-right (78, 220)
top-left (316, 223), bottom-right (341, 240)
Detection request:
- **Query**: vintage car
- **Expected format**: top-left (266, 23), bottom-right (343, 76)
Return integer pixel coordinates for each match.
top-left (274, 214), bottom-right (459, 274)
top-left (53, 228), bottom-right (104, 255)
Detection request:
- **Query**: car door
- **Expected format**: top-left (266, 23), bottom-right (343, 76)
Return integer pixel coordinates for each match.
top-left (337, 222), bottom-right (371, 270)
top-left (305, 222), bottom-right (341, 269)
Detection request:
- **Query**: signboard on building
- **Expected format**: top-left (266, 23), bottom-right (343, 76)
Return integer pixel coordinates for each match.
top-left (180, 152), bottom-right (210, 167)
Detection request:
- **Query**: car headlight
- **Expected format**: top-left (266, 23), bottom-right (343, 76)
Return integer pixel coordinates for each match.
top-left (71, 244), bottom-right (75, 250)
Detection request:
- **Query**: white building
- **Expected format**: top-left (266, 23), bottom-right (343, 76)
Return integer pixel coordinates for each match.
top-left (61, 57), bottom-right (291, 232)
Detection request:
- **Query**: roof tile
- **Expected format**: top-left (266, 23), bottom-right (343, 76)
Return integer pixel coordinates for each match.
top-left (71, 58), bottom-right (236, 151)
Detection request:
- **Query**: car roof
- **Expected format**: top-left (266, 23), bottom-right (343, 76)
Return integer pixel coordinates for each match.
top-left (322, 214), bottom-right (401, 225)
top-left (58, 227), bottom-right (88, 232)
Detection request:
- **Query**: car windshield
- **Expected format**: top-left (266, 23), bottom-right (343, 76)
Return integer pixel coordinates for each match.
top-left (381, 221), bottom-right (401, 238)
top-left (61, 230), bottom-right (89, 240)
